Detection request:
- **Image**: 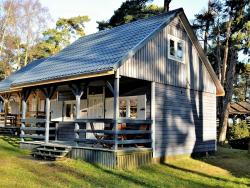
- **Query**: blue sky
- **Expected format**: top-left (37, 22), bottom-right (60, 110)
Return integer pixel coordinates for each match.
top-left (40, 0), bottom-right (208, 34)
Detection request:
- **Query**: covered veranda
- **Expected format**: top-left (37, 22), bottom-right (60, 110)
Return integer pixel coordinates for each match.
top-left (16, 71), bottom-right (154, 168)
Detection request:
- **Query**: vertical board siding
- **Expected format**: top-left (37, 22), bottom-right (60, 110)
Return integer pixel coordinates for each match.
top-left (154, 83), bottom-right (216, 157)
top-left (119, 17), bottom-right (216, 94)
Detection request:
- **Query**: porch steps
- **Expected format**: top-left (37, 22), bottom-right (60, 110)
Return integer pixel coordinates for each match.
top-left (0, 127), bottom-right (20, 136)
top-left (32, 144), bottom-right (72, 160)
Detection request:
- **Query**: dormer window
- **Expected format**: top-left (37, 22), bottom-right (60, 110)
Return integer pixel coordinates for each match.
top-left (168, 34), bottom-right (185, 63)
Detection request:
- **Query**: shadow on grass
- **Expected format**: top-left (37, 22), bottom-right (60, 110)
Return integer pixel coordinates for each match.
top-left (18, 157), bottom-right (216, 188)
top-left (0, 136), bottom-right (20, 148)
top-left (88, 163), bottom-right (215, 188)
top-left (163, 163), bottom-right (250, 187)
top-left (196, 148), bottom-right (250, 179)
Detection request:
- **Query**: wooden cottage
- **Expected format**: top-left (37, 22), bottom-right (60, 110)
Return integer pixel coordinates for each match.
top-left (0, 8), bottom-right (224, 168)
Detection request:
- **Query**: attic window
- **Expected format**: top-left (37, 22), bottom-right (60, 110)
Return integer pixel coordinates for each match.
top-left (168, 34), bottom-right (185, 63)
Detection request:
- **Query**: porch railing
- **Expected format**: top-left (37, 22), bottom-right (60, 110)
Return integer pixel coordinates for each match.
top-left (74, 119), bottom-right (152, 149)
top-left (20, 118), bottom-right (57, 141)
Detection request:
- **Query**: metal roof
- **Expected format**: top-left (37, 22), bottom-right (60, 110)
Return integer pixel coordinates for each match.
top-left (0, 58), bottom-right (47, 92)
top-left (11, 8), bottom-right (182, 87)
top-left (229, 101), bottom-right (250, 115)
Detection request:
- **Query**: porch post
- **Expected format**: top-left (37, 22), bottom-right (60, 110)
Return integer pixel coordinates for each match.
top-left (42, 86), bottom-right (56, 144)
top-left (69, 83), bottom-right (84, 146)
top-left (114, 70), bottom-right (120, 150)
top-left (20, 89), bottom-right (31, 142)
top-left (45, 96), bottom-right (50, 144)
top-left (3, 93), bottom-right (11, 127)
top-left (75, 92), bottom-right (82, 146)
top-left (151, 82), bottom-right (156, 157)
top-left (4, 97), bottom-right (8, 127)
top-left (20, 97), bottom-right (27, 142)
top-left (76, 94), bottom-right (81, 119)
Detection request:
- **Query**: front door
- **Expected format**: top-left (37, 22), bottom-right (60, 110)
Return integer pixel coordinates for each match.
top-left (88, 94), bottom-right (104, 119)
top-left (87, 94), bottom-right (104, 139)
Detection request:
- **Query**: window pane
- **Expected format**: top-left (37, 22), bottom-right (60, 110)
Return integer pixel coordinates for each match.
top-left (177, 42), bottom-right (183, 59)
top-left (119, 99), bottom-right (126, 117)
top-left (170, 39), bottom-right (175, 56)
top-left (130, 98), bottom-right (137, 119)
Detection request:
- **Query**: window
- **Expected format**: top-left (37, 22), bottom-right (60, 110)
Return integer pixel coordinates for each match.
top-left (117, 95), bottom-right (145, 120)
top-left (168, 34), bottom-right (185, 63)
top-left (39, 100), bottom-right (45, 112)
top-left (31, 97), bottom-right (37, 112)
top-left (130, 98), bottom-right (137, 119)
top-left (119, 99), bottom-right (127, 117)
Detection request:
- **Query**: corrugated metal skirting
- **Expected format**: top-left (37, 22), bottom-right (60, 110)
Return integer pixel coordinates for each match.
top-left (69, 148), bottom-right (153, 169)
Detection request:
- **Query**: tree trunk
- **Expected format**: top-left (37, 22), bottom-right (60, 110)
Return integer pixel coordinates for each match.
top-left (221, 16), bottom-right (232, 85)
top-left (163, 0), bottom-right (172, 12)
top-left (203, 0), bottom-right (212, 55)
top-left (218, 48), bottom-right (237, 144)
top-left (216, 20), bottom-right (222, 81)
top-left (24, 46), bottom-right (29, 66)
top-left (204, 24), bottom-right (209, 55)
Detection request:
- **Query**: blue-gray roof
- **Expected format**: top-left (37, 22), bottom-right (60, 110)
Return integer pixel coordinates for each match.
top-left (12, 8), bottom-right (182, 87)
top-left (0, 58), bottom-right (46, 92)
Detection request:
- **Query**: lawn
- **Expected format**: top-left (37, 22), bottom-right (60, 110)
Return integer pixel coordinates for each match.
top-left (0, 136), bottom-right (249, 188)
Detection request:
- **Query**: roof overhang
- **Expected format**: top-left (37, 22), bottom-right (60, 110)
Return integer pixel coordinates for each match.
top-left (10, 70), bottom-right (115, 90)
top-left (0, 88), bottom-right (21, 94)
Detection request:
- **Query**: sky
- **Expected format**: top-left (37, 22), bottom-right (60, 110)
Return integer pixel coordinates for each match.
top-left (40, 0), bottom-right (209, 35)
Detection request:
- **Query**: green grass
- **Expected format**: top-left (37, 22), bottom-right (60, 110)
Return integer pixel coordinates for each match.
top-left (0, 136), bottom-right (250, 188)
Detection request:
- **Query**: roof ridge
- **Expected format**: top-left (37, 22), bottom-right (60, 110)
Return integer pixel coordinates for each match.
top-left (63, 8), bottom-right (184, 49)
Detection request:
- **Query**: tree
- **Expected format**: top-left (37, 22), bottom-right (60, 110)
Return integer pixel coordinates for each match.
top-left (21, 0), bottom-right (50, 66)
top-left (192, 0), bottom-right (221, 55)
top-left (164, 0), bottom-right (172, 12)
top-left (193, 0), bottom-right (249, 143)
top-left (233, 62), bottom-right (250, 102)
top-left (30, 16), bottom-right (90, 59)
top-left (0, 0), bottom-right (50, 77)
top-left (0, 0), bottom-right (16, 78)
top-left (56, 16), bottom-right (90, 41)
top-left (218, 0), bottom-right (249, 143)
top-left (97, 0), bottom-right (163, 30)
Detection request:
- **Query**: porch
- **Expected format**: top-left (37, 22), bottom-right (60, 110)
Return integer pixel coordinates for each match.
top-left (18, 74), bottom-right (155, 168)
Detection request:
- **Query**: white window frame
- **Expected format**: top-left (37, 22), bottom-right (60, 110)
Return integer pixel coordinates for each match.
top-left (119, 95), bottom-right (146, 120)
top-left (168, 34), bottom-right (185, 63)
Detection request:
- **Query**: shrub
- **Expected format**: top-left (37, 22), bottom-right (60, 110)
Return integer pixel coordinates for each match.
top-left (228, 121), bottom-right (249, 140)
top-left (229, 137), bottom-right (250, 150)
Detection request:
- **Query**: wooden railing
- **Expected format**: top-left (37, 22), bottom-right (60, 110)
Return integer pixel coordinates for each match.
top-left (0, 111), bottom-right (45, 127)
top-left (0, 113), bottom-right (18, 127)
top-left (20, 118), bottom-right (57, 141)
top-left (74, 119), bottom-right (152, 149)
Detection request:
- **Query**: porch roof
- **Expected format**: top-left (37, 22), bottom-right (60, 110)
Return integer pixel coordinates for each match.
top-left (229, 101), bottom-right (250, 115)
top-left (10, 9), bottom-right (181, 88)
top-left (0, 58), bottom-right (46, 93)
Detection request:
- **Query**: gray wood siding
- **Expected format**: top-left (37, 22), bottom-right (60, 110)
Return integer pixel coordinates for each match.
top-left (119, 17), bottom-right (216, 94)
top-left (154, 83), bottom-right (216, 157)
